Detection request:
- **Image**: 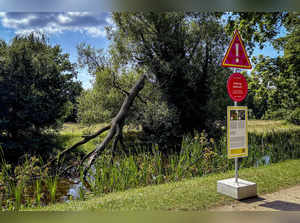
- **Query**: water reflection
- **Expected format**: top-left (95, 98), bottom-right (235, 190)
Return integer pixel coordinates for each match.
top-left (64, 180), bottom-right (83, 201)
top-left (256, 155), bottom-right (271, 167)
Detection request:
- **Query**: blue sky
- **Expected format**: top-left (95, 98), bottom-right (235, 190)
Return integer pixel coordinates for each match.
top-left (0, 12), bottom-right (285, 89)
top-left (0, 12), bottom-right (111, 89)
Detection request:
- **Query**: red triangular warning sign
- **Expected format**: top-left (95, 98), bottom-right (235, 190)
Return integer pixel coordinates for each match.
top-left (222, 30), bottom-right (252, 69)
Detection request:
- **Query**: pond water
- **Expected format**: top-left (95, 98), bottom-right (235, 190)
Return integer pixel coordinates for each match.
top-left (64, 180), bottom-right (83, 201)
top-left (57, 178), bottom-right (82, 202)
top-left (256, 155), bottom-right (271, 167)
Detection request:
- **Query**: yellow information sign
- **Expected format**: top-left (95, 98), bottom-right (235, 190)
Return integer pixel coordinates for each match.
top-left (227, 106), bottom-right (248, 159)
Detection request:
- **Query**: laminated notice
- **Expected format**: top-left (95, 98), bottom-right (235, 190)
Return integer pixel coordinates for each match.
top-left (227, 106), bottom-right (248, 159)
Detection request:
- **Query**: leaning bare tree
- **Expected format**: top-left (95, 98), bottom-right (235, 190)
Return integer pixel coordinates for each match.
top-left (44, 42), bottom-right (151, 180)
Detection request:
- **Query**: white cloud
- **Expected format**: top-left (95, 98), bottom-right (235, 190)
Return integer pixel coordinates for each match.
top-left (105, 15), bottom-right (113, 25)
top-left (0, 12), bottom-right (111, 37)
top-left (84, 27), bottom-right (106, 37)
top-left (67, 12), bottom-right (90, 17)
top-left (2, 14), bottom-right (36, 29)
top-left (57, 14), bottom-right (72, 24)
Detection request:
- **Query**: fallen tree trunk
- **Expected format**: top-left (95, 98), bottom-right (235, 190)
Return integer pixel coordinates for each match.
top-left (81, 74), bottom-right (147, 179)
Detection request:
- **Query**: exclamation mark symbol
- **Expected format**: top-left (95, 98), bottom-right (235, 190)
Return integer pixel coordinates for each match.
top-left (235, 43), bottom-right (239, 63)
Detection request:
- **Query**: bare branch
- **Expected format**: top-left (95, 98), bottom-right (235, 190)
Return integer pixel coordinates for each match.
top-left (188, 35), bottom-right (202, 62)
top-left (43, 125), bottom-right (111, 168)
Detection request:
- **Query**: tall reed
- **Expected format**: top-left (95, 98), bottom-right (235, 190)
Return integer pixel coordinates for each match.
top-left (13, 182), bottom-right (24, 210)
top-left (46, 176), bottom-right (58, 204)
top-left (85, 128), bottom-right (300, 196)
top-left (35, 179), bottom-right (42, 206)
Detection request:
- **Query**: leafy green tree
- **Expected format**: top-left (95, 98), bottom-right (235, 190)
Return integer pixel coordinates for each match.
top-left (109, 13), bottom-right (230, 145)
top-left (56, 12), bottom-right (300, 175)
top-left (225, 12), bottom-right (288, 53)
top-left (0, 34), bottom-right (81, 158)
top-left (244, 12), bottom-right (300, 119)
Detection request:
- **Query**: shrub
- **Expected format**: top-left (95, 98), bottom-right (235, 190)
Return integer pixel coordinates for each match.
top-left (288, 108), bottom-right (300, 125)
top-left (263, 108), bottom-right (289, 120)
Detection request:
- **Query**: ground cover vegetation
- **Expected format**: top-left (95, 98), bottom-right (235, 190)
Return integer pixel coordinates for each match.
top-left (0, 12), bottom-right (299, 211)
top-left (0, 121), bottom-right (299, 210)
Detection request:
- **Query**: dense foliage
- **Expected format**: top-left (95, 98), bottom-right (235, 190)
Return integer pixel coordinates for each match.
top-left (0, 34), bottom-right (81, 159)
top-left (245, 12), bottom-right (300, 120)
top-left (112, 13), bottom-right (231, 133)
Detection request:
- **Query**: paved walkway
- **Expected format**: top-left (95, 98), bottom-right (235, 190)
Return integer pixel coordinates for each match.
top-left (212, 185), bottom-right (300, 211)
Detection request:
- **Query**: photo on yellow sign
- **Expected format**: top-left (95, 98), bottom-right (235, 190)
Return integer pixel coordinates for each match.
top-left (227, 106), bottom-right (248, 159)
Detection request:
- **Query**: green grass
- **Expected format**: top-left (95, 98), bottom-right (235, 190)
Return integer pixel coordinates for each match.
top-left (248, 120), bottom-right (300, 133)
top-left (26, 159), bottom-right (300, 211)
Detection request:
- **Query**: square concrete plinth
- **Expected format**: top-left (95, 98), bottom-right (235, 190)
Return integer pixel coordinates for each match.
top-left (217, 178), bottom-right (257, 200)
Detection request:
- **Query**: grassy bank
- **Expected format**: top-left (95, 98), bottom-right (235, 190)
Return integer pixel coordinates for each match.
top-left (1, 120), bottom-right (298, 210)
top-left (27, 159), bottom-right (300, 211)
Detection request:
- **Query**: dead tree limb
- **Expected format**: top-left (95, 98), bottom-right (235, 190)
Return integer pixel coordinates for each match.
top-left (81, 74), bottom-right (147, 179)
top-left (43, 125), bottom-right (111, 168)
top-left (112, 119), bottom-right (125, 153)
top-left (110, 123), bottom-right (121, 163)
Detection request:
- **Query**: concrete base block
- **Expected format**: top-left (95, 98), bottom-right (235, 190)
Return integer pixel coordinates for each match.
top-left (217, 178), bottom-right (257, 200)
